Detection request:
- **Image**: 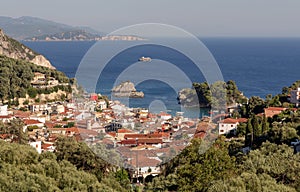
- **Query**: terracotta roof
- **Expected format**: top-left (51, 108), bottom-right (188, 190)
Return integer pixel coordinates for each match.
top-left (45, 122), bottom-right (55, 128)
top-left (137, 138), bottom-right (163, 144)
top-left (264, 107), bottom-right (287, 118)
top-left (220, 118), bottom-right (247, 124)
top-left (129, 156), bottom-right (161, 168)
top-left (117, 129), bottom-right (133, 133)
top-left (265, 107), bottom-right (286, 111)
top-left (24, 119), bottom-right (43, 125)
top-left (0, 115), bottom-right (12, 119)
top-left (158, 112), bottom-right (171, 116)
top-left (118, 140), bottom-right (137, 145)
top-left (108, 132), bottom-right (117, 137)
top-left (0, 134), bottom-right (11, 139)
top-left (13, 110), bottom-right (30, 118)
top-left (124, 133), bottom-right (166, 139)
top-left (42, 143), bottom-right (54, 150)
top-left (120, 138), bottom-right (163, 145)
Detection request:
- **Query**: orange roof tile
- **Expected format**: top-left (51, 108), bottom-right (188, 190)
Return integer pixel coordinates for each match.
top-left (220, 118), bottom-right (248, 124)
top-left (117, 129), bottom-right (133, 133)
top-left (124, 133), bottom-right (163, 139)
top-left (24, 119), bottom-right (43, 125)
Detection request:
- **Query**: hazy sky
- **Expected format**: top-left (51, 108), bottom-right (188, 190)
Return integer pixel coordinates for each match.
top-left (1, 0), bottom-right (300, 37)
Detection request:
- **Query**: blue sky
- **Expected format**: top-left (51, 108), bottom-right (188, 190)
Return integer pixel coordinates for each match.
top-left (1, 0), bottom-right (300, 37)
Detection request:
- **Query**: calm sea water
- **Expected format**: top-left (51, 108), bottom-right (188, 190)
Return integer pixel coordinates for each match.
top-left (23, 38), bottom-right (300, 116)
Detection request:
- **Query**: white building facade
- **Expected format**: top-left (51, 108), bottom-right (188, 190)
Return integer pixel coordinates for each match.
top-left (290, 88), bottom-right (300, 107)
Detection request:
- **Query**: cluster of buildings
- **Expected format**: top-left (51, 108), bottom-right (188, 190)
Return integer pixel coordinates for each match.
top-left (30, 72), bottom-right (68, 89)
top-left (217, 86), bottom-right (300, 136)
top-left (0, 93), bottom-right (208, 183)
top-left (1, 86), bottom-right (300, 182)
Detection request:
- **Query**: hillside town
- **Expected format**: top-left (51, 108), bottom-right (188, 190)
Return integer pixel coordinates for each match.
top-left (1, 84), bottom-right (300, 183)
top-left (0, 90), bottom-right (202, 182)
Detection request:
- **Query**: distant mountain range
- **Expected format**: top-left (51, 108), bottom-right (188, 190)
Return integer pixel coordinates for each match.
top-left (23, 30), bottom-right (146, 41)
top-left (0, 16), bottom-right (105, 40)
top-left (0, 16), bottom-right (146, 41)
top-left (24, 30), bottom-right (103, 41)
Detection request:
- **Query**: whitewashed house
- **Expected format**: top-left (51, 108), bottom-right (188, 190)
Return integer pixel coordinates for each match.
top-left (218, 118), bottom-right (247, 135)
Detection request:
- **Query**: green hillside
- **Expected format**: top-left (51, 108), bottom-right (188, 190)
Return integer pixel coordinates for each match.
top-left (0, 55), bottom-right (70, 103)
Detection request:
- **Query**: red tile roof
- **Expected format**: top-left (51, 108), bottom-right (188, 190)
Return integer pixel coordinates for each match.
top-left (220, 118), bottom-right (248, 124)
top-left (265, 107), bottom-right (287, 111)
top-left (0, 115), bottom-right (12, 119)
top-left (108, 132), bottom-right (116, 137)
top-left (117, 129), bottom-right (133, 133)
top-left (41, 143), bottom-right (54, 150)
top-left (0, 134), bottom-right (11, 139)
top-left (24, 119), bottom-right (43, 125)
top-left (118, 140), bottom-right (137, 145)
top-left (129, 156), bottom-right (161, 168)
top-left (264, 107), bottom-right (286, 118)
top-left (119, 138), bottom-right (163, 145)
top-left (13, 110), bottom-right (30, 118)
top-left (124, 133), bottom-right (163, 139)
top-left (45, 122), bottom-right (55, 128)
top-left (137, 138), bottom-right (163, 144)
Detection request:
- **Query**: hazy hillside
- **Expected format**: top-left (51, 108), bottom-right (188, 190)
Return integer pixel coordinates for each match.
top-left (0, 16), bottom-right (104, 40)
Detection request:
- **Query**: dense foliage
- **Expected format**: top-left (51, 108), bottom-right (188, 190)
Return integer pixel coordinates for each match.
top-left (0, 55), bottom-right (70, 103)
top-left (191, 80), bottom-right (247, 108)
top-left (0, 138), bottom-right (130, 192)
top-left (146, 138), bottom-right (235, 191)
top-left (145, 138), bottom-right (300, 192)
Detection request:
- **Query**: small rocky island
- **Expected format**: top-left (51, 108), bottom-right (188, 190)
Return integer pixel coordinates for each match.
top-left (111, 81), bottom-right (144, 98)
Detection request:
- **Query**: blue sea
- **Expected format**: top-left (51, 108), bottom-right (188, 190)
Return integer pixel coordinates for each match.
top-left (23, 38), bottom-right (300, 117)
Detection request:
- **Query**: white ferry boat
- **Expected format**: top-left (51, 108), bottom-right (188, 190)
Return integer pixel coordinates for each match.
top-left (138, 56), bottom-right (151, 62)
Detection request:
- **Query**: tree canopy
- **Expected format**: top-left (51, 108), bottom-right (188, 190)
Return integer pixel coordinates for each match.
top-left (0, 138), bottom-right (129, 192)
top-left (0, 55), bottom-right (70, 103)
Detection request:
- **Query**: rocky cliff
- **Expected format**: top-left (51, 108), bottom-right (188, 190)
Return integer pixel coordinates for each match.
top-left (0, 28), bottom-right (55, 69)
top-left (112, 81), bottom-right (144, 98)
